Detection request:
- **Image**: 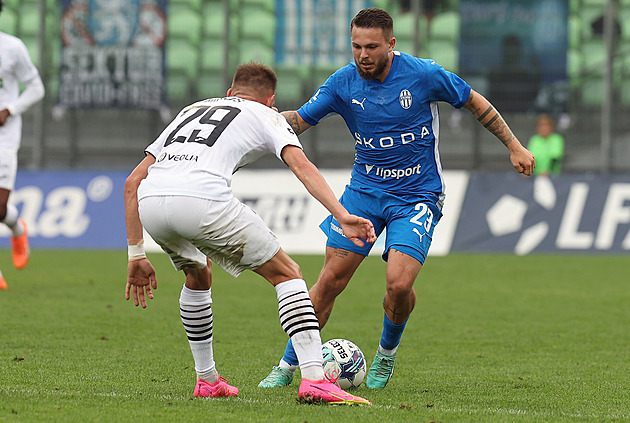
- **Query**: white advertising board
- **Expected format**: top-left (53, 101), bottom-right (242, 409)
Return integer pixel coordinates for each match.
top-left (144, 170), bottom-right (469, 257)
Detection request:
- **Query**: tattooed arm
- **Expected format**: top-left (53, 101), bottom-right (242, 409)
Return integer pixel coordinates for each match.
top-left (463, 89), bottom-right (536, 176)
top-left (281, 111), bottom-right (312, 136)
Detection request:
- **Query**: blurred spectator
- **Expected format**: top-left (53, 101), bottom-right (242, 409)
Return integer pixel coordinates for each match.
top-left (590, 14), bottom-right (622, 54)
top-left (591, 15), bottom-right (622, 39)
top-left (487, 34), bottom-right (541, 113)
top-left (399, 0), bottom-right (442, 21)
top-left (527, 114), bottom-right (565, 176)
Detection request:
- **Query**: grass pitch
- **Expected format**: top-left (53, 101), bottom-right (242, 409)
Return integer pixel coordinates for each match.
top-left (0, 251), bottom-right (628, 422)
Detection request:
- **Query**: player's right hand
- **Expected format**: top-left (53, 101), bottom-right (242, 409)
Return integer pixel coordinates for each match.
top-left (338, 214), bottom-right (377, 248)
top-left (126, 258), bottom-right (158, 308)
top-left (0, 109), bottom-right (10, 126)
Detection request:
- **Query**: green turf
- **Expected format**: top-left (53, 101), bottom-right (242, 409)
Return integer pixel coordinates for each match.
top-left (0, 251), bottom-right (628, 422)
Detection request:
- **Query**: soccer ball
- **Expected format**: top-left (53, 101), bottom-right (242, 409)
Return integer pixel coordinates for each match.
top-left (321, 338), bottom-right (367, 389)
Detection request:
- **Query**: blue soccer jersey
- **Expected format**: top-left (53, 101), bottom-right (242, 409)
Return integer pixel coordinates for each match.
top-left (298, 51), bottom-right (471, 208)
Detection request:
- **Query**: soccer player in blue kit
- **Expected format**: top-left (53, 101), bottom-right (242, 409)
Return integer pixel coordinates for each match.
top-left (260, 8), bottom-right (536, 389)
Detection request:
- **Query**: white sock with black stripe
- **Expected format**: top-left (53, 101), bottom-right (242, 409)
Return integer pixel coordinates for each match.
top-left (275, 279), bottom-right (324, 381)
top-left (179, 285), bottom-right (218, 383)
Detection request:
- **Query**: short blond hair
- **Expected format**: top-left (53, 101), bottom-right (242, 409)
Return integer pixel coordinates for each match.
top-left (231, 62), bottom-right (277, 99)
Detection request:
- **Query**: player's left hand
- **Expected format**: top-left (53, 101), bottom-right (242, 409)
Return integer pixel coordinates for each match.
top-left (509, 142), bottom-right (536, 176)
top-left (126, 258), bottom-right (158, 308)
top-left (338, 214), bottom-right (377, 248)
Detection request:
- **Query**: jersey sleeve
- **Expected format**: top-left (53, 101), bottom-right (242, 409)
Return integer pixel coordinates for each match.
top-left (265, 111), bottom-right (303, 160)
top-left (296, 71), bottom-right (343, 126)
top-left (14, 39), bottom-right (40, 84)
top-left (426, 62), bottom-right (471, 109)
top-left (144, 119), bottom-right (179, 158)
top-left (144, 136), bottom-right (164, 159)
top-left (6, 38), bottom-right (45, 116)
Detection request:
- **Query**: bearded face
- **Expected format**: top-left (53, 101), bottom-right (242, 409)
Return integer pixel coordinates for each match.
top-left (351, 26), bottom-right (394, 82)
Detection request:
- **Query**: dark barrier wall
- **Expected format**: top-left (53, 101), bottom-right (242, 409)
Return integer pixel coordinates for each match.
top-left (452, 172), bottom-right (630, 254)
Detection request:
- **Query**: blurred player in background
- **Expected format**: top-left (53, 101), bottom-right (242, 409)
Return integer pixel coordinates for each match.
top-left (259, 8), bottom-right (535, 389)
top-left (0, 0), bottom-right (46, 289)
top-left (124, 63), bottom-right (375, 404)
top-left (528, 113), bottom-right (564, 176)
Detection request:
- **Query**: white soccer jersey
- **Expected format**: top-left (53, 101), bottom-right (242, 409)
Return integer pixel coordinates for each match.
top-left (0, 32), bottom-right (44, 151)
top-left (139, 96), bottom-right (302, 201)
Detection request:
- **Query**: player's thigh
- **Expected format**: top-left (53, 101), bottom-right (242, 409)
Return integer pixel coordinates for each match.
top-left (384, 201), bottom-right (441, 267)
top-left (0, 150), bottom-right (18, 192)
top-left (385, 249), bottom-right (423, 290)
top-left (321, 246), bottom-right (365, 286)
top-left (194, 197), bottom-right (281, 278)
top-left (310, 246), bottom-right (365, 300)
top-left (0, 188), bottom-right (10, 217)
top-left (321, 188), bottom-right (385, 256)
top-left (138, 196), bottom-right (206, 270)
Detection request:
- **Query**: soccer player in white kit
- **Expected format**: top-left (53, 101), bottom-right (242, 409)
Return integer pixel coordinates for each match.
top-left (0, 0), bottom-right (46, 290)
top-left (124, 63), bottom-right (376, 404)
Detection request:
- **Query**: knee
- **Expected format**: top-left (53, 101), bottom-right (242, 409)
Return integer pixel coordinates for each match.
top-left (274, 255), bottom-right (303, 280)
top-left (286, 260), bottom-right (302, 280)
top-left (318, 267), bottom-right (350, 294)
top-left (184, 265), bottom-right (212, 290)
top-left (385, 279), bottom-right (414, 300)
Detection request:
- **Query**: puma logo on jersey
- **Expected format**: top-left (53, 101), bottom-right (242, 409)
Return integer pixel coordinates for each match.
top-left (413, 228), bottom-right (425, 241)
top-left (352, 98), bottom-right (366, 110)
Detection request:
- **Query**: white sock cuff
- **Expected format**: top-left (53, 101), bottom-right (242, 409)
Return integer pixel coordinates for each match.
top-left (379, 344), bottom-right (399, 355)
top-left (278, 359), bottom-right (298, 371)
top-left (2, 204), bottom-right (18, 227)
top-left (274, 278), bottom-right (308, 298)
top-left (196, 367), bottom-right (218, 382)
top-left (179, 285), bottom-right (212, 306)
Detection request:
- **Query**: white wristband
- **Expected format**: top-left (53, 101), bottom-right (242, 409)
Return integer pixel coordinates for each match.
top-left (128, 241), bottom-right (146, 261)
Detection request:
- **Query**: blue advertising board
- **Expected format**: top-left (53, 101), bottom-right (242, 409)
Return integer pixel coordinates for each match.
top-left (451, 173), bottom-right (630, 254)
top-left (1, 172), bottom-right (127, 249)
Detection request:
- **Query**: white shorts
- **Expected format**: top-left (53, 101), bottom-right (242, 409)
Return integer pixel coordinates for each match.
top-left (138, 195), bottom-right (281, 277)
top-left (0, 149), bottom-right (18, 191)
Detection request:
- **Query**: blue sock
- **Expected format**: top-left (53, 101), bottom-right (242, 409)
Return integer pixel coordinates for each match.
top-left (379, 313), bottom-right (408, 351)
top-left (282, 338), bottom-right (299, 366)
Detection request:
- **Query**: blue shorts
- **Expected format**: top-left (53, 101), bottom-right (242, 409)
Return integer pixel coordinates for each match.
top-left (319, 186), bottom-right (442, 264)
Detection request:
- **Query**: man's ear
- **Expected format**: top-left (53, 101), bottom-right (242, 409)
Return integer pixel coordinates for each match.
top-left (227, 88), bottom-right (233, 96)
top-left (266, 93), bottom-right (276, 108)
